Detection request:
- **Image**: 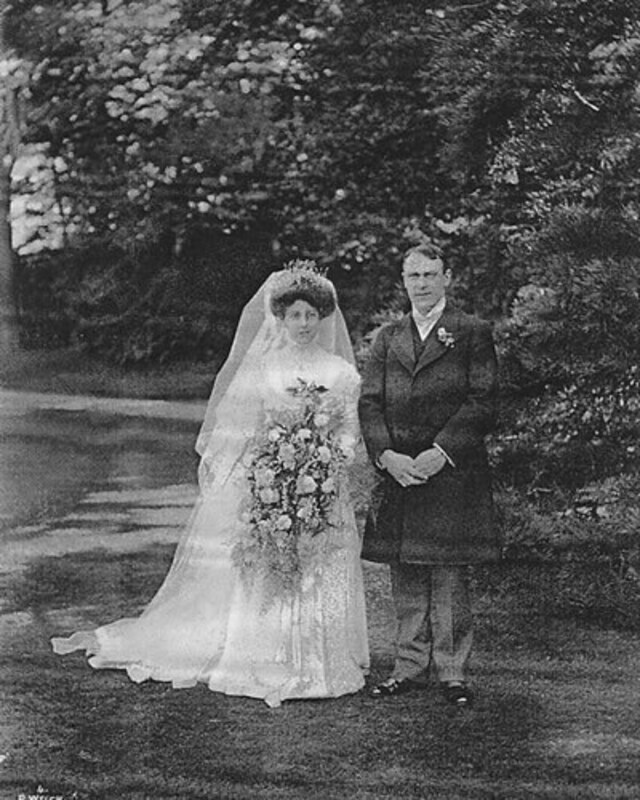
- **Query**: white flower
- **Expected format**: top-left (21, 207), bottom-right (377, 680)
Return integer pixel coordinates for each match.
top-left (296, 427), bottom-right (312, 441)
top-left (268, 428), bottom-right (282, 442)
top-left (276, 514), bottom-right (293, 530)
top-left (278, 443), bottom-right (296, 464)
top-left (437, 326), bottom-right (456, 348)
top-left (321, 477), bottom-right (336, 494)
top-left (313, 412), bottom-right (330, 428)
top-left (259, 488), bottom-right (279, 505)
top-left (255, 468), bottom-right (275, 487)
top-left (296, 475), bottom-right (318, 495)
top-left (317, 445), bottom-right (332, 463)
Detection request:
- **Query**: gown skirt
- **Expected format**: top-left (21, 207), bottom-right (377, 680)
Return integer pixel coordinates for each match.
top-left (52, 433), bottom-right (369, 708)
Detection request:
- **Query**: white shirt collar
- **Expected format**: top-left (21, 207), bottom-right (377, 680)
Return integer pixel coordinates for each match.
top-left (411, 297), bottom-right (446, 340)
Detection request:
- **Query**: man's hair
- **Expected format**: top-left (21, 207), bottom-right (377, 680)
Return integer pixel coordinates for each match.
top-left (402, 242), bottom-right (445, 266)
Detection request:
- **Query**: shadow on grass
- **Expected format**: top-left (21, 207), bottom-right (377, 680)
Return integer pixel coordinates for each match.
top-left (1, 549), bottom-right (543, 798)
top-left (2, 547), bottom-right (175, 617)
top-left (2, 625), bottom-right (547, 800)
top-left (3, 550), bottom-right (640, 798)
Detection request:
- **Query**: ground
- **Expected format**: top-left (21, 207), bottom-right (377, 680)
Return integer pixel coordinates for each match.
top-left (1, 357), bottom-right (640, 799)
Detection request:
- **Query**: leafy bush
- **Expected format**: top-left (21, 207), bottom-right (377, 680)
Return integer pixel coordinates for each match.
top-left (492, 207), bottom-right (640, 489)
top-left (485, 475), bottom-right (640, 630)
top-left (18, 233), bottom-right (276, 364)
top-left (491, 366), bottom-right (640, 490)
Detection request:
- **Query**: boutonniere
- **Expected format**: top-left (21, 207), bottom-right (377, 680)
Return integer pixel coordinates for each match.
top-left (437, 326), bottom-right (456, 348)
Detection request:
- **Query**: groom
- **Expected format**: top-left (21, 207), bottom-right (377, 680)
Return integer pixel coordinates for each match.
top-left (358, 242), bottom-right (500, 707)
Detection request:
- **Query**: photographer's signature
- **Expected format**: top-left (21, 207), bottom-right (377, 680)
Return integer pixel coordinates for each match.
top-left (17, 786), bottom-right (78, 800)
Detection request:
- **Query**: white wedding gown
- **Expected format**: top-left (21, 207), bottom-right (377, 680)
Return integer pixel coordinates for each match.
top-left (52, 342), bottom-right (369, 707)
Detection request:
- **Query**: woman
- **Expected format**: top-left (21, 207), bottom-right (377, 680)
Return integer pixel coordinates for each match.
top-left (52, 261), bottom-right (369, 707)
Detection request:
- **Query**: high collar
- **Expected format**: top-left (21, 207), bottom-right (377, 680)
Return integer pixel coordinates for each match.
top-left (411, 296), bottom-right (446, 327)
top-left (283, 337), bottom-right (323, 357)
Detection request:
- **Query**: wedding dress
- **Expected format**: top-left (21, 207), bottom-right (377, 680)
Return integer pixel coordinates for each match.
top-left (52, 271), bottom-right (369, 708)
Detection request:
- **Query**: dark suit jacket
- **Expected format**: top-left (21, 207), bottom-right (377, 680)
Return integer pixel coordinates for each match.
top-left (358, 305), bottom-right (501, 565)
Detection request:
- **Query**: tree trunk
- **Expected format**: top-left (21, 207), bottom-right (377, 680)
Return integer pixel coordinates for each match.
top-left (0, 0), bottom-right (20, 356)
top-left (0, 158), bottom-right (18, 355)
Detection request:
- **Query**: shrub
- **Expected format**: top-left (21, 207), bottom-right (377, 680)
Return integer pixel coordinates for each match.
top-left (493, 223), bottom-right (640, 489)
top-left (485, 475), bottom-right (640, 630)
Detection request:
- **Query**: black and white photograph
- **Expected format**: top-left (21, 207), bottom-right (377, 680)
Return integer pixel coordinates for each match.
top-left (1, 1), bottom-right (640, 798)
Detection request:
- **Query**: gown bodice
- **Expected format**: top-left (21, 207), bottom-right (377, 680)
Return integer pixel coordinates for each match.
top-left (259, 341), bottom-right (361, 448)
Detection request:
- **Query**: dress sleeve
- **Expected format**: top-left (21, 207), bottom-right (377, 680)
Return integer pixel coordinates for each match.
top-left (334, 362), bottom-right (361, 463)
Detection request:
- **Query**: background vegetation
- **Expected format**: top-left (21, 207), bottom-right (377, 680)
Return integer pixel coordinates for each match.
top-left (3, 0), bottom-right (640, 626)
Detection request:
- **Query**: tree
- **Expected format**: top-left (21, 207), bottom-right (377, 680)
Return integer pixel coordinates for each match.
top-left (418, 0), bottom-right (640, 312)
top-left (0, 0), bottom-right (27, 354)
top-left (6, 0), bottom-right (640, 374)
top-left (7, 0), bottom-right (327, 361)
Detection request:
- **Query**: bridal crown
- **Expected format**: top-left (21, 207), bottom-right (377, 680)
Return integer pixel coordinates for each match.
top-left (269, 259), bottom-right (336, 319)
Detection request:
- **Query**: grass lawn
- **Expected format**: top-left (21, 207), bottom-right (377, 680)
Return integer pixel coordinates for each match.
top-left (1, 550), bottom-right (640, 800)
top-left (2, 348), bottom-right (640, 799)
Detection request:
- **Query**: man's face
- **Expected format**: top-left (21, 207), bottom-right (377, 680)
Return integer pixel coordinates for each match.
top-left (402, 252), bottom-right (452, 315)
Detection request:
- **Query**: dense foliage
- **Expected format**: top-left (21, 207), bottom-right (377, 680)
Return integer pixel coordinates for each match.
top-left (7, 0), bottom-right (640, 341)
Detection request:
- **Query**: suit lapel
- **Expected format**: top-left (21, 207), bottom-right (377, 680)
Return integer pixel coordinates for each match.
top-left (414, 306), bottom-right (460, 375)
top-left (389, 315), bottom-right (416, 374)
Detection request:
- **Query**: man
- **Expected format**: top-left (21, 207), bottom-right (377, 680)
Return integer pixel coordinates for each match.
top-left (358, 242), bottom-right (500, 707)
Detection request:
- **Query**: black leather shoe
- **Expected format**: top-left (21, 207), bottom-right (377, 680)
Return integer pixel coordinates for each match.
top-left (441, 683), bottom-right (474, 708)
top-left (369, 677), bottom-right (425, 698)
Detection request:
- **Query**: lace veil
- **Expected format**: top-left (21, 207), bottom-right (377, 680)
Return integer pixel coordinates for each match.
top-left (195, 267), bottom-right (355, 487)
top-left (50, 265), bottom-right (361, 681)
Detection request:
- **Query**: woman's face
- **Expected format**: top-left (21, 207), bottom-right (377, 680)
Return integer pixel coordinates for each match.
top-left (282, 299), bottom-right (321, 346)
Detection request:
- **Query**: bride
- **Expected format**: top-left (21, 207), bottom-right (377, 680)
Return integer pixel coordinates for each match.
top-left (52, 261), bottom-right (369, 707)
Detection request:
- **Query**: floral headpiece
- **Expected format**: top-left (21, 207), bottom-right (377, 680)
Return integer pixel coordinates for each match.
top-left (286, 257), bottom-right (328, 275)
top-left (269, 259), bottom-right (336, 319)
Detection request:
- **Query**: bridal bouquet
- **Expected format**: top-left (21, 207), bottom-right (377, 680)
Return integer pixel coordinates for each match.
top-left (232, 379), bottom-right (345, 602)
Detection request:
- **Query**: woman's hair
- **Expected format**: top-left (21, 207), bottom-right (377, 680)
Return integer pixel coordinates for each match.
top-left (270, 286), bottom-right (336, 319)
top-left (268, 262), bottom-right (336, 319)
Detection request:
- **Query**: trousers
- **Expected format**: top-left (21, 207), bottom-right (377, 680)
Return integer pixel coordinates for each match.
top-left (389, 563), bottom-right (472, 684)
